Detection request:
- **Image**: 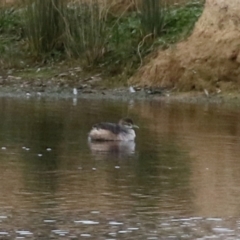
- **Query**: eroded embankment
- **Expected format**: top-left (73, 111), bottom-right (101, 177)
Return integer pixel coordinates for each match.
top-left (130, 0), bottom-right (240, 93)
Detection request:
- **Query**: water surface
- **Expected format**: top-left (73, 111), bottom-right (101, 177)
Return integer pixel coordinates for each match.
top-left (0, 97), bottom-right (240, 239)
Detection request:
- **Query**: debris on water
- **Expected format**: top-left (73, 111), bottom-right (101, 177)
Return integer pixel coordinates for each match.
top-left (22, 146), bottom-right (29, 150)
top-left (16, 230), bottom-right (33, 235)
top-left (80, 233), bottom-right (91, 237)
top-left (118, 230), bottom-right (130, 234)
top-left (46, 148), bottom-right (52, 151)
top-left (92, 168), bottom-right (96, 171)
top-left (43, 220), bottom-right (56, 223)
top-left (129, 86), bottom-right (136, 93)
top-left (74, 220), bottom-right (99, 225)
top-left (78, 167), bottom-right (82, 170)
top-left (206, 218), bottom-right (223, 221)
top-left (212, 227), bottom-right (234, 233)
top-left (115, 166), bottom-right (120, 169)
top-left (22, 146), bottom-right (30, 151)
top-left (73, 88), bottom-right (78, 95)
top-left (38, 154), bottom-right (43, 157)
top-left (216, 88), bottom-right (221, 94)
top-left (108, 232), bottom-right (117, 236)
top-left (189, 217), bottom-right (203, 220)
top-left (0, 232), bottom-right (8, 235)
top-left (52, 230), bottom-right (69, 235)
top-left (1, 147), bottom-right (6, 150)
top-left (109, 221), bottom-right (123, 225)
top-left (90, 211), bottom-right (100, 214)
top-left (26, 92), bottom-right (31, 97)
top-left (128, 227), bottom-right (139, 231)
top-left (204, 89), bottom-right (209, 97)
top-left (37, 92), bottom-right (42, 96)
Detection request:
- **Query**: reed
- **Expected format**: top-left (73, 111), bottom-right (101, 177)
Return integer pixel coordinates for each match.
top-left (65, 0), bottom-right (108, 65)
top-left (24, 0), bottom-right (65, 56)
top-left (23, 0), bottom-right (107, 64)
top-left (139, 0), bottom-right (166, 37)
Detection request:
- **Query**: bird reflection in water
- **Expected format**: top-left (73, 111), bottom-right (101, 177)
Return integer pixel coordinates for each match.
top-left (88, 140), bottom-right (136, 158)
top-left (88, 118), bottom-right (138, 158)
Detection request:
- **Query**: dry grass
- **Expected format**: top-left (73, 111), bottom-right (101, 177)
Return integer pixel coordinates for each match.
top-left (130, 0), bottom-right (240, 92)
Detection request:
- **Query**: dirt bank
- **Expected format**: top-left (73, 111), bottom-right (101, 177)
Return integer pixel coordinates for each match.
top-left (130, 0), bottom-right (240, 93)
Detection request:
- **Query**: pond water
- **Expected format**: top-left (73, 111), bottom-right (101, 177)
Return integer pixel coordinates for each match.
top-left (0, 97), bottom-right (240, 239)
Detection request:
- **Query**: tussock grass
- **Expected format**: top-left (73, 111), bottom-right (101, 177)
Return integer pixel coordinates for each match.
top-left (23, 0), bottom-right (108, 65)
top-left (139, 0), bottom-right (166, 37)
top-left (65, 0), bottom-right (108, 65)
top-left (24, 0), bottom-right (65, 56)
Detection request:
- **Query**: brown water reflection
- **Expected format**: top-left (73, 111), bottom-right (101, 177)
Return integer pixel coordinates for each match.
top-left (137, 101), bottom-right (240, 218)
top-left (0, 97), bottom-right (239, 239)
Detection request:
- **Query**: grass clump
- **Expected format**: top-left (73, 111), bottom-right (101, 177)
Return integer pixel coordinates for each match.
top-left (65, 0), bottom-right (108, 65)
top-left (139, 0), bottom-right (166, 37)
top-left (0, 6), bottom-right (24, 68)
top-left (23, 0), bottom-right (108, 65)
top-left (24, 0), bottom-right (65, 57)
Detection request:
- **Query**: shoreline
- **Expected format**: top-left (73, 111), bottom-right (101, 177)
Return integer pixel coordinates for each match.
top-left (0, 84), bottom-right (240, 107)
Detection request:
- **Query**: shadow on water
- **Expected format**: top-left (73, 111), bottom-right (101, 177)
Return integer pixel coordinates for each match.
top-left (0, 97), bottom-right (240, 238)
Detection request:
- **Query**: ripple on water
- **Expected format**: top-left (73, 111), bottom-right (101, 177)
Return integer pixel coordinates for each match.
top-left (90, 210), bottom-right (100, 214)
top-left (80, 233), bottom-right (91, 237)
top-left (212, 227), bottom-right (234, 233)
top-left (16, 231), bottom-right (33, 235)
top-left (51, 230), bottom-right (69, 236)
top-left (206, 218), bottom-right (223, 221)
top-left (118, 230), bottom-right (131, 234)
top-left (109, 221), bottom-right (123, 225)
top-left (74, 220), bottom-right (99, 225)
top-left (43, 220), bottom-right (56, 223)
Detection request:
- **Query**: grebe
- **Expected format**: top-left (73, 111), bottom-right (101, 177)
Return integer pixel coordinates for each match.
top-left (88, 118), bottom-right (139, 141)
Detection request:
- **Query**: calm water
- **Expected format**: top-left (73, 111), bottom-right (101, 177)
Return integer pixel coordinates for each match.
top-left (0, 97), bottom-right (240, 239)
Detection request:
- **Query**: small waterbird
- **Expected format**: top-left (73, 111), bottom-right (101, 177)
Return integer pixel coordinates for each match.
top-left (88, 118), bottom-right (139, 141)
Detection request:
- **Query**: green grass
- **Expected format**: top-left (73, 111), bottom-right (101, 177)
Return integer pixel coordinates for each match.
top-left (0, 6), bottom-right (25, 68)
top-left (162, 1), bottom-right (204, 43)
top-left (0, 0), bottom-right (204, 78)
top-left (100, 0), bottom-right (204, 77)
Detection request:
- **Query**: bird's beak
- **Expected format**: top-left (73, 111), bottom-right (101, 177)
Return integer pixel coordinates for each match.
top-left (132, 124), bottom-right (139, 129)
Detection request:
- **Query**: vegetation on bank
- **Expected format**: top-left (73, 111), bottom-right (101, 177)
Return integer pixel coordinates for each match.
top-left (0, 0), bottom-right (204, 83)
